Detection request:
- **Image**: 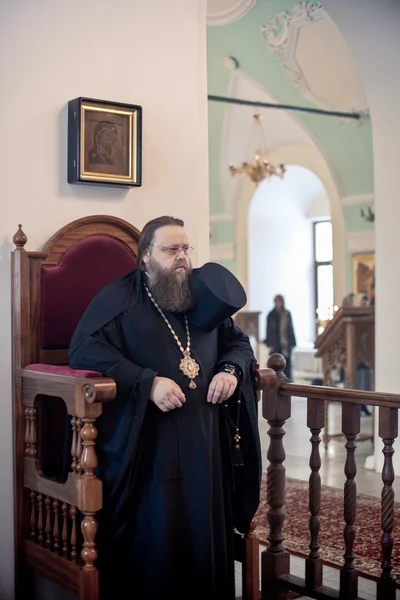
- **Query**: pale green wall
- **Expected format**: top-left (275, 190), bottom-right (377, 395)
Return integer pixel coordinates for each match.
top-left (210, 221), bottom-right (235, 244)
top-left (217, 259), bottom-right (237, 275)
top-left (343, 206), bottom-right (374, 233)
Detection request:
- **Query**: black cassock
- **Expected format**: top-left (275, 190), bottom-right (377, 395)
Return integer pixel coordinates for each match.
top-left (68, 269), bottom-right (261, 600)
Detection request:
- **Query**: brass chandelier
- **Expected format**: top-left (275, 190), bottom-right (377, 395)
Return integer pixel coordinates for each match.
top-left (228, 112), bottom-right (286, 184)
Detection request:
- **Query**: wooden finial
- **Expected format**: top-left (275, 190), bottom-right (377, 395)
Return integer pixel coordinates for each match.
top-left (13, 224), bottom-right (27, 249)
top-left (267, 352), bottom-right (286, 373)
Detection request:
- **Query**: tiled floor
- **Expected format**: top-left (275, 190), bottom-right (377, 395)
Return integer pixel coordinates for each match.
top-left (234, 396), bottom-right (400, 599)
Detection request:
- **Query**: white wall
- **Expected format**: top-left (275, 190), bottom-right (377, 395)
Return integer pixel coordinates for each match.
top-left (0, 1), bottom-right (209, 597)
top-left (248, 166), bottom-right (326, 348)
top-left (322, 0), bottom-right (400, 471)
top-left (307, 195), bottom-right (330, 220)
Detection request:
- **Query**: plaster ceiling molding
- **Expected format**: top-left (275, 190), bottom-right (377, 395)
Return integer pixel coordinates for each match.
top-left (219, 64), bottom-right (340, 219)
top-left (341, 194), bottom-right (374, 207)
top-left (260, 2), bottom-right (369, 124)
top-left (207, 0), bottom-right (256, 25)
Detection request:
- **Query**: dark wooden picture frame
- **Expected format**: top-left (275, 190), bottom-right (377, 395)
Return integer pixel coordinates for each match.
top-left (352, 251), bottom-right (375, 297)
top-left (67, 97), bottom-right (142, 187)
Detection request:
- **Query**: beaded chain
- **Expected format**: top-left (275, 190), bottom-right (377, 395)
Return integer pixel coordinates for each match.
top-left (224, 387), bottom-right (243, 467)
top-left (144, 283), bottom-right (191, 355)
top-left (144, 283), bottom-right (200, 388)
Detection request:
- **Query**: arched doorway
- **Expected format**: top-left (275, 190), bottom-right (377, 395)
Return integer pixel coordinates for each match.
top-left (248, 164), bottom-right (329, 353)
top-left (236, 143), bottom-right (345, 307)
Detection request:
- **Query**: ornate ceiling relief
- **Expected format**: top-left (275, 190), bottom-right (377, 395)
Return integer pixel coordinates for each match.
top-left (207, 0), bottom-right (256, 26)
top-left (261, 2), bottom-right (369, 125)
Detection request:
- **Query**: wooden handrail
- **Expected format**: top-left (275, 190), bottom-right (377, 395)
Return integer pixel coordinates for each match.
top-left (257, 353), bottom-right (400, 408)
top-left (278, 383), bottom-right (400, 407)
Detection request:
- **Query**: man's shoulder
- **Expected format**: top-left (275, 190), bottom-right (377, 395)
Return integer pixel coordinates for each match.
top-left (68, 269), bottom-right (140, 356)
top-left (93, 269), bottom-right (137, 303)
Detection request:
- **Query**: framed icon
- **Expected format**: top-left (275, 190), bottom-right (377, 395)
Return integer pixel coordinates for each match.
top-left (352, 251), bottom-right (375, 297)
top-left (67, 97), bottom-right (142, 187)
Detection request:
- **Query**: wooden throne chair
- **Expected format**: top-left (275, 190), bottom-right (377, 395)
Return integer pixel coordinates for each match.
top-left (11, 215), bottom-right (260, 600)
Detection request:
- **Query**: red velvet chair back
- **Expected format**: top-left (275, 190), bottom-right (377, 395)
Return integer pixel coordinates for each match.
top-left (13, 215), bottom-right (140, 367)
top-left (41, 235), bottom-right (136, 350)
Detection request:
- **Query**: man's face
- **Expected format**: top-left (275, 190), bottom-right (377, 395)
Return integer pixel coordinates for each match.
top-left (143, 225), bottom-right (193, 313)
top-left (143, 225), bottom-right (192, 276)
top-left (275, 297), bottom-right (284, 310)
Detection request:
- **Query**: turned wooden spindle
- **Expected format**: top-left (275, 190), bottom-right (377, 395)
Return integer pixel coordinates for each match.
top-left (13, 224), bottom-right (28, 249)
top-left (80, 418), bottom-right (99, 571)
top-left (306, 398), bottom-right (325, 589)
top-left (76, 418), bottom-right (83, 474)
top-left (71, 416), bottom-right (77, 472)
top-left (340, 403), bottom-right (360, 600)
top-left (62, 503), bottom-right (69, 558)
top-left (37, 494), bottom-right (44, 546)
top-left (53, 499), bottom-right (60, 554)
top-left (71, 417), bottom-right (84, 473)
top-left (261, 354), bottom-right (291, 599)
top-left (80, 418), bottom-right (98, 478)
top-left (29, 490), bottom-right (37, 541)
top-left (377, 406), bottom-right (398, 600)
top-left (29, 407), bottom-right (37, 458)
top-left (24, 408), bottom-right (37, 457)
top-left (24, 407), bottom-right (31, 456)
top-left (70, 506), bottom-right (78, 562)
top-left (81, 514), bottom-right (98, 571)
top-left (45, 496), bottom-right (52, 549)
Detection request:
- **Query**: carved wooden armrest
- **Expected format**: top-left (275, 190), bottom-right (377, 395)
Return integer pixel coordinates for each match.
top-left (18, 366), bottom-right (116, 572)
top-left (17, 365), bottom-right (117, 409)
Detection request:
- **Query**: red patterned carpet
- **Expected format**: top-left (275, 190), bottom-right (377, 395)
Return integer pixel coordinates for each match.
top-left (254, 476), bottom-right (400, 584)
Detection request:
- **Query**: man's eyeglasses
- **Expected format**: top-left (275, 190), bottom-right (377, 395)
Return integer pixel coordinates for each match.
top-left (149, 244), bottom-right (194, 257)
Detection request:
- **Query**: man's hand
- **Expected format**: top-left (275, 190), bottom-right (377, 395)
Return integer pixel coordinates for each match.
top-left (207, 372), bottom-right (237, 404)
top-left (150, 377), bottom-right (186, 412)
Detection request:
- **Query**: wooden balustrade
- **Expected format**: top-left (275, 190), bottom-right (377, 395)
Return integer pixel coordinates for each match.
top-left (20, 351), bottom-right (400, 600)
top-left (24, 399), bottom-right (102, 594)
top-left (28, 488), bottom-right (82, 561)
top-left (258, 353), bottom-right (400, 600)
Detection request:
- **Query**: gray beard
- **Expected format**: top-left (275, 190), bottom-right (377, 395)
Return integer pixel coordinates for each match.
top-left (145, 261), bottom-right (193, 314)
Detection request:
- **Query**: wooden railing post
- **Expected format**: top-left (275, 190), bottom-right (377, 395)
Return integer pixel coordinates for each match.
top-left (305, 397), bottom-right (324, 589)
top-left (77, 397), bottom-right (103, 600)
top-left (377, 406), bottom-right (398, 600)
top-left (12, 225), bottom-right (33, 600)
top-left (242, 519), bottom-right (260, 600)
top-left (261, 354), bottom-right (291, 600)
top-left (339, 403), bottom-right (360, 600)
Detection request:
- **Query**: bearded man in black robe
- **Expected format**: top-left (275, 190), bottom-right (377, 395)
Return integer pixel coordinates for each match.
top-left (68, 215), bottom-right (261, 600)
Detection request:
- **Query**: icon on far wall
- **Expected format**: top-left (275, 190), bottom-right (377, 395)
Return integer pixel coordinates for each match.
top-left (67, 97), bottom-right (142, 187)
top-left (352, 251), bottom-right (375, 300)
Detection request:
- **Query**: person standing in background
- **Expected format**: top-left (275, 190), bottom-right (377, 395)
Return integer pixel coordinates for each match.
top-left (264, 294), bottom-right (296, 380)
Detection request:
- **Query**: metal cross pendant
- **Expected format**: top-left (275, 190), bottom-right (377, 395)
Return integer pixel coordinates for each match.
top-left (179, 352), bottom-right (200, 389)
